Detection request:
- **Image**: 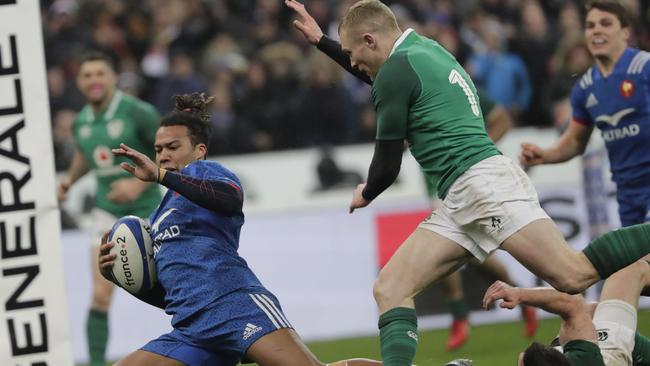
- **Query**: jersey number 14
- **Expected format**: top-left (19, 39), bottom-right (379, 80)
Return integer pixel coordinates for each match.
top-left (448, 69), bottom-right (480, 117)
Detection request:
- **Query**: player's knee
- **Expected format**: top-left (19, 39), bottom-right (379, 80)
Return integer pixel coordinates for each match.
top-left (91, 292), bottom-right (112, 311)
top-left (372, 276), bottom-right (397, 308)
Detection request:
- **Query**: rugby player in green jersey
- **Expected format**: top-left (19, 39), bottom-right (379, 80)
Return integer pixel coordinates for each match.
top-left (483, 258), bottom-right (650, 366)
top-left (285, 0), bottom-right (536, 350)
top-left (57, 52), bottom-right (162, 366)
top-left (287, 1), bottom-right (650, 365)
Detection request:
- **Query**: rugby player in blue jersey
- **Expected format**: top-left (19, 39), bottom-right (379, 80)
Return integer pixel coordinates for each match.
top-left (98, 93), bottom-right (382, 366)
top-left (521, 0), bottom-right (650, 228)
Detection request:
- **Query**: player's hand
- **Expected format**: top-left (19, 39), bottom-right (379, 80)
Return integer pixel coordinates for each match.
top-left (107, 177), bottom-right (148, 203)
top-left (349, 183), bottom-right (371, 213)
top-left (482, 280), bottom-right (521, 310)
top-left (57, 177), bottom-right (72, 202)
top-left (519, 143), bottom-right (545, 167)
top-left (285, 0), bottom-right (324, 45)
top-left (98, 231), bottom-right (117, 283)
top-left (112, 143), bottom-right (158, 182)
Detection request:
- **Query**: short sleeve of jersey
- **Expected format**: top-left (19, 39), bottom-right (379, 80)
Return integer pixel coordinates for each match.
top-left (372, 53), bottom-right (421, 140)
top-left (570, 79), bottom-right (591, 125)
top-left (181, 160), bottom-right (243, 192)
top-left (563, 340), bottom-right (605, 366)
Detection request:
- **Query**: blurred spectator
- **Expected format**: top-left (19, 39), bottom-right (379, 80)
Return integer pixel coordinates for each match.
top-left (468, 17), bottom-right (532, 121)
top-left (151, 51), bottom-right (209, 113)
top-left (298, 50), bottom-right (355, 146)
top-left (546, 34), bottom-right (591, 128)
top-left (509, 0), bottom-right (554, 126)
top-left (40, 0), bottom-right (650, 162)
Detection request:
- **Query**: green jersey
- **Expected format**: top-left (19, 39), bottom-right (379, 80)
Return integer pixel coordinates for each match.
top-left (563, 340), bottom-right (606, 366)
top-left (372, 29), bottom-right (500, 199)
top-left (73, 90), bottom-right (162, 218)
top-left (423, 88), bottom-right (498, 198)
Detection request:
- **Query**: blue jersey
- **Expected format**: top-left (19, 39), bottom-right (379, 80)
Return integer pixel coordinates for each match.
top-left (571, 48), bottom-right (650, 190)
top-left (148, 160), bottom-right (263, 326)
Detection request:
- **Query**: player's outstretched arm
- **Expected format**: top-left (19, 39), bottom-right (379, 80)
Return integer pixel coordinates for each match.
top-left (520, 120), bottom-right (593, 167)
top-left (285, 0), bottom-right (323, 45)
top-left (483, 281), bottom-right (596, 344)
top-left (285, 0), bottom-right (372, 85)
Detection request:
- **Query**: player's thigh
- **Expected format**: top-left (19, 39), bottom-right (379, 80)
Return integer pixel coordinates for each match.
top-left (501, 218), bottom-right (598, 293)
top-left (245, 328), bottom-right (322, 366)
top-left (114, 350), bottom-right (185, 366)
top-left (375, 228), bottom-right (472, 305)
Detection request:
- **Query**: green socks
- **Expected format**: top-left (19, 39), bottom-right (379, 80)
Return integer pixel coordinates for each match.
top-left (448, 298), bottom-right (469, 320)
top-left (87, 309), bottom-right (109, 366)
top-left (379, 307), bottom-right (418, 366)
top-left (582, 224), bottom-right (650, 279)
top-left (634, 331), bottom-right (650, 366)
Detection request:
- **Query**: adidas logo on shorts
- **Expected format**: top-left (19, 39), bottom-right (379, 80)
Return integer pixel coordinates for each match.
top-left (243, 323), bottom-right (263, 340)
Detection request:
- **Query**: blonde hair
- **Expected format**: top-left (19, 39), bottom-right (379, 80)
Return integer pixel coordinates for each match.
top-left (339, 0), bottom-right (400, 39)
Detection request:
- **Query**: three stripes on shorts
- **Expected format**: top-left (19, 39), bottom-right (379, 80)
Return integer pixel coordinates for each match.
top-left (249, 293), bottom-right (292, 329)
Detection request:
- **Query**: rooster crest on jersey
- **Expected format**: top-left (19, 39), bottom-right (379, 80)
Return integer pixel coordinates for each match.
top-left (108, 215), bottom-right (157, 295)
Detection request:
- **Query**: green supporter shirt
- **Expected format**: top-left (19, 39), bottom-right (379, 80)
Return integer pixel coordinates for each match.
top-left (372, 29), bottom-right (501, 199)
top-left (563, 340), bottom-right (606, 366)
top-left (73, 90), bottom-right (162, 218)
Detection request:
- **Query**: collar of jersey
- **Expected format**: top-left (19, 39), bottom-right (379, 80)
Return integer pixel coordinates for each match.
top-left (389, 28), bottom-right (415, 57)
top-left (87, 90), bottom-right (123, 121)
top-left (593, 47), bottom-right (635, 80)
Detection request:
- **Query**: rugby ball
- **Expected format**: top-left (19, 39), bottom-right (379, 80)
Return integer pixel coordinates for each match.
top-left (108, 216), bottom-right (157, 295)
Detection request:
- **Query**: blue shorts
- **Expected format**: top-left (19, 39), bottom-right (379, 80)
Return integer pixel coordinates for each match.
top-left (616, 189), bottom-right (650, 227)
top-left (142, 287), bottom-right (292, 365)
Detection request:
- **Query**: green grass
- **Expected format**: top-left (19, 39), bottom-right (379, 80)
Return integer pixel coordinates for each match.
top-left (307, 309), bottom-right (650, 366)
top-left (94, 309), bottom-right (650, 366)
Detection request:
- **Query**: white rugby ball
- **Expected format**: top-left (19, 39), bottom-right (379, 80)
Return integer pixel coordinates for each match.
top-left (108, 216), bottom-right (157, 295)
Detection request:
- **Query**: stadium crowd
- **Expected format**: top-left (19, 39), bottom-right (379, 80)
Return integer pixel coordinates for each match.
top-left (43, 0), bottom-right (650, 170)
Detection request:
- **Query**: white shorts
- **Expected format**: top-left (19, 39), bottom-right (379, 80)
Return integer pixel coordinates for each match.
top-left (419, 155), bottom-right (550, 261)
top-left (594, 299), bottom-right (637, 366)
top-left (88, 208), bottom-right (118, 247)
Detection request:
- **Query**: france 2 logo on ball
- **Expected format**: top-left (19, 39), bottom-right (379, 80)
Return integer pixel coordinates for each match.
top-left (108, 216), bottom-right (157, 295)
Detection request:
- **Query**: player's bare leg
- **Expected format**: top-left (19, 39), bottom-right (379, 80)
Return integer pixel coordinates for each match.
top-left (373, 228), bottom-right (473, 364)
top-left (599, 256), bottom-right (650, 306)
top-left (440, 272), bottom-right (469, 351)
top-left (114, 350), bottom-right (185, 366)
top-left (246, 328), bottom-right (323, 366)
top-left (374, 228), bottom-right (472, 312)
top-left (500, 218), bottom-right (599, 294)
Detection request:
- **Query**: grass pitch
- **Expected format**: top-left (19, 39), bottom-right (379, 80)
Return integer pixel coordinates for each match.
top-left (307, 309), bottom-right (650, 366)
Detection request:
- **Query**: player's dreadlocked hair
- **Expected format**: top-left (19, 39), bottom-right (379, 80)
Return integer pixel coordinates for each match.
top-left (160, 92), bottom-right (214, 152)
